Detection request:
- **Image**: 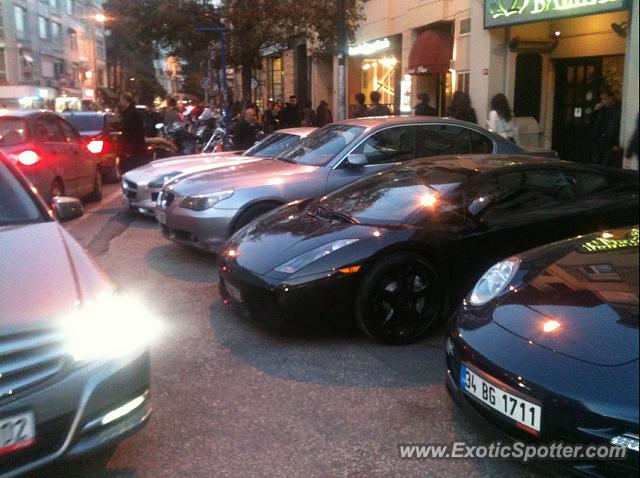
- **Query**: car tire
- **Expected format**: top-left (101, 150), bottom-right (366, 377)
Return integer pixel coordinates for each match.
top-left (104, 157), bottom-right (122, 183)
top-left (231, 201), bottom-right (281, 234)
top-left (355, 252), bottom-right (444, 344)
top-left (87, 168), bottom-right (103, 202)
top-left (49, 179), bottom-right (65, 206)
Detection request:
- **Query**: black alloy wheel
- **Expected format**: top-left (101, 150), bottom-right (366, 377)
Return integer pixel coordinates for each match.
top-left (355, 252), bottom-right (443, 344)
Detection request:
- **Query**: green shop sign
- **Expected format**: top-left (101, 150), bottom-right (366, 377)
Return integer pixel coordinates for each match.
top-left (485, 0), bottom-right (629, 28)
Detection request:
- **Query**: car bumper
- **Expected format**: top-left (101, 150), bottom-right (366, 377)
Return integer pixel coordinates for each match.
top-left (218, 258), bottom-right (357, 327)
top-left (121, 179), bottom-right (160, 216)
top-left (445, 320), bottom-right (639, 477)
top-left (158, 205), bottom-right (237, 252)
top-left (0, 351), bottom-right (151, 478)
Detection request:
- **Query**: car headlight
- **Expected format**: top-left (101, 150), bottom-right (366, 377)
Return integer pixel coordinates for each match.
top-left (180, 190), bottom-right (234, 211)
top-left (469, 259), bottom-right (519, 306)
top-left (274, 239), bottom-right (359, 274)
top-left (61, 293), bottom-right (162, 362)
top-left (148, 172), bottom-right (181, 189)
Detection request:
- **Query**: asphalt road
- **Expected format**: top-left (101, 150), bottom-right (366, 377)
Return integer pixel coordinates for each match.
top-left (43, 183), bottom-right (544, 478)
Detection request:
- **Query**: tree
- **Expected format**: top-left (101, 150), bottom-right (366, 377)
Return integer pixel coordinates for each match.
top-left (220, 0), bottom-right (364, 103)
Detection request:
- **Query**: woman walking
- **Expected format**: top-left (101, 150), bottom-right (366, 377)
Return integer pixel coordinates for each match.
top-left (488, 93), bottom-right (518, 144)
top-left (446, 91), bottom-right (477, 124)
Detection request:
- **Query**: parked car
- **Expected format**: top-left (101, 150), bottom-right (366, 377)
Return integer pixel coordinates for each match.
top-left (446, 226), bottom-right (639, 476)
top-left (0, 109), bottom-right (102, 206)
top-left (62, 111), bottom-right (177, 183)
top-left (217, 155), bottom-right (638, 343)
top-left (125, 127), bottom-right (315, 216)
top-left (157, 116), bottom-right (557, 252)
top-left (0, 154), bottom-right (154, 477)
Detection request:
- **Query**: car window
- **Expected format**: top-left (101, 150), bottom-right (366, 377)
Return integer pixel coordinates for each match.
top-left (32, 117), bottom-right (65, 142)
top-left (58, 119), bottom-right (81, 143)
top-left (469, 130), bottom-right (493, 154)
top-left (415, 124), bottom-right (471, 157)
top-left (245, 133), bottom-right (302, 157)
top-left (469, 170), bottom-right (574, 222)
top-left (64, 114), bottom-right (105, 133)
top-left (0, 162), bottom-right (44, 226)
top-left (277, 124), bottom-right (364, 166)
top-left (567, 171), bottom-right (638, 198)
top-left (351, 126), bottom-right (414, 165)
top-left (0, 118), bottom-right (28, 146)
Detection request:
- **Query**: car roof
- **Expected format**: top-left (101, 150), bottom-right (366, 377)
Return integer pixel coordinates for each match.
top-left (0, 109), bottom-right (59, 118)
top-left (335, 115), bottom-right (484, 129)
top-left (403, 154), bottom-right (635, 177)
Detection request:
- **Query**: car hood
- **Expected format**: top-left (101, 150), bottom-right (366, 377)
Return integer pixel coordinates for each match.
top-left (169, 159), bottom-right (319, 197)
top-left (0, 222), bottom-right (113, 329)
top-left (227, 204), bottom-right (404, 277)
top-left (492, 227), bottom-right (639, 366)
top-left (125, 152), bottom-right (258, 184)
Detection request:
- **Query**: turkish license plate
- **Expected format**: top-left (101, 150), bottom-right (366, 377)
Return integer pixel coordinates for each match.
top-left (0, 412), bottom-right (36, 457)
top-left (156, 210), bottom-right (167, 225)
top-left (460, 364), bottom-right (541, 432)
top-left (225, 282), bottom-right (243, 303)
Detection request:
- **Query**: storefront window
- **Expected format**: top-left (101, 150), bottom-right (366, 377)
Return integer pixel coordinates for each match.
top-left (360, 56), bottom-right (397, 110)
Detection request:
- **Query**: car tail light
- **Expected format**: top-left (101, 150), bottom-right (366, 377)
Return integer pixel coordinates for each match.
top-left (87, 140), bottom-right (104, 154)
top-left (16, 150), bottom-right (41, 166)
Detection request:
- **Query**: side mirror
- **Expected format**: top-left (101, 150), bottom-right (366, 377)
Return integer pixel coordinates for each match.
top-left (53, 196), bottom-right (84, 222)
top-left (468, 196), bottom-right (490, 217)
top-left (346, 153), bottom-right (368, 168)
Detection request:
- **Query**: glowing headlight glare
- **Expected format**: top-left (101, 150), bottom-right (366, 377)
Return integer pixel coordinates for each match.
top-left (469, 259), bottom-right (519, 306)
top-left (274, 239), bottom-right (359, 274)
top-left (62, 294), bottom-right (162, 362)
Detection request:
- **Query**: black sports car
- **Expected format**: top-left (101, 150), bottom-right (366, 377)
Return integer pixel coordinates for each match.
top-left (218, 155), bottom-right (639, 344)
top-left (446, 226), bottom-right (639, 476)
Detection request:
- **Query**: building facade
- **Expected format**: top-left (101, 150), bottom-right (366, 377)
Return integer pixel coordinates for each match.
top-left (0, 0), bottom-right (107, 111)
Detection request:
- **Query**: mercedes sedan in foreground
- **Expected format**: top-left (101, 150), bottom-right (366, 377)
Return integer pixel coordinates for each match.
top-left (218, 155), bottom-right (638, 343)
top-left (446, 226), bottom-right (638, 476)
top-left (158, 117), bottom-right (554, 252)
top-left (0, 156), bottom-right (155, 477)
top-left (123, 127), bottom-right (314, 216)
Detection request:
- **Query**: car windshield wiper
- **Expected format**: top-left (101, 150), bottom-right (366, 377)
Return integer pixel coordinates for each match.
top-left (307, 204), bottom-right (359, 224)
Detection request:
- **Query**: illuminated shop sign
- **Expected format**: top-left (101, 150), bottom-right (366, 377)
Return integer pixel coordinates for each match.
top-left (484, 0), bottom-right (629, 29)
top-left (580, 228), bottom-right (638, 253)
top-left (349, 38), bottom-right (391, 56)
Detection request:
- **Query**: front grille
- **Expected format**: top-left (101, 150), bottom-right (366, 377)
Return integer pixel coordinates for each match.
top-left (0, 329), bottom-right (68, 401)
top-left (126, 190), bottom-right (137, 199)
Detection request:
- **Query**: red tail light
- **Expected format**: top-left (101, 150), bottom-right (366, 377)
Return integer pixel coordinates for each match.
top-left (87, 140), bottom-right (104, 154)
top-left (16, 150), bottom-right (41, 166)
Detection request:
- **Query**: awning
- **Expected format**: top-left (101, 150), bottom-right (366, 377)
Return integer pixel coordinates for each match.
top-left (408, 29), bottom-right (453, 75)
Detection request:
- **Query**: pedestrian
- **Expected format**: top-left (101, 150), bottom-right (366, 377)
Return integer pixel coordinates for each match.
top-left (316, 100), bottom-right (333, 127)
top-left (624, 113), bottom-right (639, 170)
top-left (301, 99), bottom-right (316, 127)
top-left (164, 97), bottom-right (183, 126)
top-left (118, 92), bottom-right (146, 170)
top-left (367, 91), bottom-right (392, 117)
top-left (263, 101), bottom-right (278, 134)
top-left (351, 92), bottom-right (368, 118)
top-left (232, 106), bottom-right (260, 150)
top-left (488, 93), bottom-right (518, 144)
top-left (446, 91), bottom-right (478, 124)
top-left (278, 95), bottom-right (302, 128)
top-left (591, 88), bottom-right (622, 167)
top-left (414, 93), bottom-right (438, 116)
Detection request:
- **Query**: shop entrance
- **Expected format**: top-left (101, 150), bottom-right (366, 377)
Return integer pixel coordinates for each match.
top-left (552, 55), bottom-right (624, 163)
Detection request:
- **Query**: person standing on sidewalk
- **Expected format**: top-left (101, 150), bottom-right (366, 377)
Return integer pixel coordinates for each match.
top-left (278, 95), bottom-right (302, 128)
top-left (447, 91), bottom-right (478, 124)
top-left (351, 93), bottom-right (368, 118)
top-left (118, 93), bottom-right (146, 171)
top-left (591, 88), bottom-right (621, 167)
top-left (316, 100), bottom-right (333, 127)
top-left (624, 113), bottom-right (639, 170)
top-left (487, 93), bottom-right (518, 144)
top-left (367, 91), bottom-right (392, 117)
top-left (414, 93), bottom-right (438, 116)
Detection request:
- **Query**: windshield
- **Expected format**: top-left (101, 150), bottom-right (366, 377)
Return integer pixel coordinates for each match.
top-left (0, 162), bottom-right (45, 226)
top-left (277, 124), bottom-right (364, 166)
top-left (245, 132), bottom-right (302, 158)
top-left (319, 166), bottom-right (469, 225)
top-left (0, 118), bottom-right (29, 146)
top-left (64, 114), bottom-right (105, 133)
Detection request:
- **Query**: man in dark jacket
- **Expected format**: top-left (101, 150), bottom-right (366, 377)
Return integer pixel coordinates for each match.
top-left (278, 95), bottom-right (302, 128)
top-left (591, 89), bottom-right (621, 167)
top-left (367, 91), bottom-right (392, 116)
top-left (415, 93), bottom-right (438, 116)
top-left (233, 107), bottom-right (260, 150)
top-left (118, 93), bottom-right (146, 170)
